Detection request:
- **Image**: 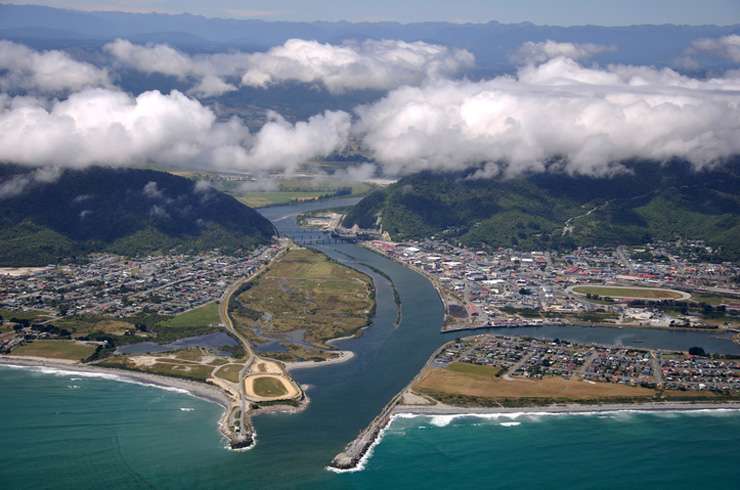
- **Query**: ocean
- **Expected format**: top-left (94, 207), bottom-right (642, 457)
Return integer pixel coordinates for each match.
top-left (1, 365), bottom-right (739, 489)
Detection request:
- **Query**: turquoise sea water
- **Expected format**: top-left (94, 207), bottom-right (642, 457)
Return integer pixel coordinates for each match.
top-left (2, 198), bottom-right (739, 489)
top-left (1, 366), bottom-right (739, 489)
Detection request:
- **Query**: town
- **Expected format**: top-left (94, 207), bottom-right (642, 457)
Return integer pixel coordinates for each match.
top-left (0, 245), bottom-right (282, 319)
top-left (432, 334), bottom-right (740, 394)
top-left (365, 238), bottom-right (740, 332)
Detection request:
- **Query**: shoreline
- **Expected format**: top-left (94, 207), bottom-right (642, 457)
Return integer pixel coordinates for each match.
top-left (0, 356), bottom-right (230, 406)
top-left (393, 400), bottom-right (740, 416)
top-left (284, 350), bottom-right (355, 371)
top-left (328, 397), bottom-right (740, 472)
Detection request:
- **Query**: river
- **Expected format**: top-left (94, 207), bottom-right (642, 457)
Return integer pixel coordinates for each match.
top-left (1, 196), bottom-right (738, 489)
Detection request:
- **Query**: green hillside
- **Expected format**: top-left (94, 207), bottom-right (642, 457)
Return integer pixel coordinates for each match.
top-left (343, 161), bottom-right (740, 260)
top-left (0, 165), bottom-right (275, 266)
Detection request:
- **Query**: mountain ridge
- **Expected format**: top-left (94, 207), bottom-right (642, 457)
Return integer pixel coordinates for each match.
top-left (0, 165), bottom-right (275, 266)
top-left (343, 161), bottom-right (740, 260)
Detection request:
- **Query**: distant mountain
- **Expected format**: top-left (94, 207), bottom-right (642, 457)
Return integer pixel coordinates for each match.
top-left (1, 4), bottom-right (738, 72)
top-left (343, 161), bottom-right (740, 260)
top-left (0, 166), bottom-right (275, 266)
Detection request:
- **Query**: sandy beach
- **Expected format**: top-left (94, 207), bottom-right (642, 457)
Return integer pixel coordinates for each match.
top-left (285, 350), bottom-right (355, 371)
top-left (0, 356), bottom-right (230, 407)
top-left (393, 400), bottom-right (740, 416)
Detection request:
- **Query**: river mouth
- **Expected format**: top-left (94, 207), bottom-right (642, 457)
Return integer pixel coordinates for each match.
top-left (2, 196), bottom-right (737, 489)
top-left (252, 197), bottom-right (740, 474)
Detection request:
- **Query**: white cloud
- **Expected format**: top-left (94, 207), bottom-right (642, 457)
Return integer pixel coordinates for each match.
top-left (0, 88), bottom-right (350, 173)
top-left (105, 38), bottom-right (474, 95)
top-left (241, 38), bottom-right (474, 93)
top-left (104, 39), bottom-right (246, 97)
top-left (678, 35), bottom-right (740, 68)
top-left (142, 181), bottom-right (164, 199)
top-left (0, 166), bottom-right (62, 199)
top-left (512, 40), bottom-right (613, 65)
top-left (0, 40), bottom-right (111, 93)
top-left (354, 58), bottom-right (740, 177)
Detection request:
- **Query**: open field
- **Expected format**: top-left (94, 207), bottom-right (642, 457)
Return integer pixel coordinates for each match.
top-left (98, 353), bottom-right (218, 382)
top-left (571, 285), bottom-right (688, 300)
top-left (157, 303), bottom-right (221, 329)
top-left (214, 363), bottom-right (243, 383)
top-left (0, 308), bottom-right (50, 322)
top-left (252, 376), bottom-right (289, 397)
top-left (232, 248), bottom-right (373, 348)
top-left (691, 293), bottom-right (740, 305)
top-left (414, 367), bottom-right (656, 401)
top-left (11, 340), bottom-right (97, 361)
top-left (53, 315), bottom-right (148, 337)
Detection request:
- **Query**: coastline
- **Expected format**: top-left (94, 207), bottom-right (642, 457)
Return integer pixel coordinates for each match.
top-left (393, 400), bottom-right (740, 416)
top-left (0, 356), bottom-right (230, 406)
top-left (328, 396), bottom-right (740, 472)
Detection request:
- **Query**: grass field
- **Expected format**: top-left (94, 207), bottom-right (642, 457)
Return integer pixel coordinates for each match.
top-left (158, 303), bottom-right (221, 329)
top-left (573, 285), bottom-right (685, 300)
top-left (0, 308), bottom-right (50, 322)
top-left (98, 355), bottom-right (215, 382)
top-left (53, 316), bottom-right (139, 336)
top-left (232, 248), bottom-right (373, 347)
top-left (414, 367), bottom-right (656, 401)
top-left (252, 376), bottom-right (289, 397)
top-left (691, 293), bottom-right (739, 305)
top-left (214, 363), bottom-right (243, 383)
top-left (12, 340), bottom-right (97, 361)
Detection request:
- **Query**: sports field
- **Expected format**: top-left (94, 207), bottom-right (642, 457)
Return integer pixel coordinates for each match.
top-left (571, 285), bottom-right (688, 300)
top-left (252, 376), bottom-right (289, 397)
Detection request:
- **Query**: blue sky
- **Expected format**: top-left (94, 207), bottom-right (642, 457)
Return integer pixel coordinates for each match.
top-left (6, 0), bottom-right (740, 24)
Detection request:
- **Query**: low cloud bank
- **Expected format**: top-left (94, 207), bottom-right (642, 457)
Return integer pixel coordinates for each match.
top-left (104, 38), bottom-right (474, 95)
top-left (355, 57), bottom-right (740, 177)
top-left (0, 40), bottom-right (111, 93)
top-left (1, 38), bottom-right (740, 181)
top-left (512, 40), bottom-right (612, 65)
top-left (0, 89), bottom-right (350, 173)
top-left (678, 35), bottom-right (740, 68)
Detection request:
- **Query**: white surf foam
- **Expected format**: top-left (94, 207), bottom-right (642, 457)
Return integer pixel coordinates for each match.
top-left (330, 407), bottom-right (740, 472)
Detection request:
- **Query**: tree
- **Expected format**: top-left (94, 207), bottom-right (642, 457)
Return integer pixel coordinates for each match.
top-left (688, 346), bottom-right (706, 357)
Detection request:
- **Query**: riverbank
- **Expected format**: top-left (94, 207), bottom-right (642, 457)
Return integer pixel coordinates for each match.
top-left (285, 350), bottom-right (355, 371)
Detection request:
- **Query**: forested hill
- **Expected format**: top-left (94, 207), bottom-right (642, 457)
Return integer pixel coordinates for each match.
top-left (343, 161), bottom-right (740, 260)
top-left (0, 165), bottom-right (275, 266)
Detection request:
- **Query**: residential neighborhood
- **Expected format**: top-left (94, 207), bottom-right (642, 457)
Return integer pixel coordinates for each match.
top-left (366, 239), bottom-right (740, 332)
top-left (433, 334), bottom-right (740, 394)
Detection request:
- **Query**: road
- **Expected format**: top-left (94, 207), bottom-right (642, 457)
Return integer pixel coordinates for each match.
top-left (217, 244), bottom-right (287, 442)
